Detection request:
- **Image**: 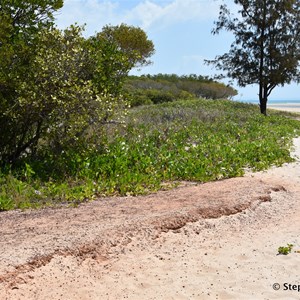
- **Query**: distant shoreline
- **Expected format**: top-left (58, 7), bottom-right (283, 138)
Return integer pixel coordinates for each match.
top-left (268, 103), bottom-right (300, 113)
top-left (235, 99), bottom-right (300, 113)
top-left (238, 99), bottom-right (300, 104)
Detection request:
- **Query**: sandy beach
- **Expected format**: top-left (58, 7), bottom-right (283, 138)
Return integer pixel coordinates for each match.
top-left (268, 103), bottom-right (300, 113)
top-left (1, 106), bottom-right (300, 299)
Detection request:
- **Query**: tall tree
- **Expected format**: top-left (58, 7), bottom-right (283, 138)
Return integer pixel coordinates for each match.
top-left (207, 0), bottom-right (300, 114)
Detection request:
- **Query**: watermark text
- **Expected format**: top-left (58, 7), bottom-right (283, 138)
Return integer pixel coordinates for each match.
top-left (273, 283), bottom-right (300, 292)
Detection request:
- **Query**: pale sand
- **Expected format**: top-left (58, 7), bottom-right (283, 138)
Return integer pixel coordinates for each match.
top-left (1, 140), bottom-right (300, 299)
top-left (269, 103), bottom-right (300, 113)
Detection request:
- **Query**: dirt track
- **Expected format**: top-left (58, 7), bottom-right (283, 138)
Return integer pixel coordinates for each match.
top-left (1, 138), bottom-right (300, 299)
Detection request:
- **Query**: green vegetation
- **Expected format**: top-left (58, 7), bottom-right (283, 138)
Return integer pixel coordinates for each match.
top-left (278, 244), bottom-right (294, 255)
top-left (1, 99), bottom-right (300, 211)
top-left (1, 1), bottom-right (300, 212)
top-left (0, 1), bottom-right (154, 166)
top-left (125, 74), bottom-right (237, 107)
top-left (98, 23), bottom-right (155, 68)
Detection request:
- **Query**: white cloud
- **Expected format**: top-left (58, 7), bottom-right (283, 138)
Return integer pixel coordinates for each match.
top-left (55, 0), bottom-right (120, 35)
top-left (124, 1), bottom-right (163, 29)
top-left (125, 0), bottom-right (222, 30)
top-left (55, 0), bottom-right (223, 35)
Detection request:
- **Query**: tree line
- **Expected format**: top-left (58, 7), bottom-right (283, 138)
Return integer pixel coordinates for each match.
top-left (125, 74), bottom-right (237, 106)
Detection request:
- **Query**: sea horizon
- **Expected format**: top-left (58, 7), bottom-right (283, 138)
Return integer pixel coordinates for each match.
top-left (236, 99), bottom-right (300, 105)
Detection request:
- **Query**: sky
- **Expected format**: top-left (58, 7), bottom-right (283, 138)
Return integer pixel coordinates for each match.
top-left (55, 0), bottom-right (299, 102)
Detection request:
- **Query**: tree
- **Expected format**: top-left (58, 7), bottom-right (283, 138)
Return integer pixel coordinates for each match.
top-left (15, 26), bottom-right (106, 157)
top-left (86, 24), bottom-right (155, 97)
top-left (97, 23), bottom-right (155, 69)
top-left (207, 0), bottom-right (300, 114)
top-left (0, 0), bottom-right (64, 164)
top-left (0, 24), bottom-right (131, 165)
top-left (0, 3), bottom-right (155, 165)
top-left (86, 34), bottom-right (135, 97)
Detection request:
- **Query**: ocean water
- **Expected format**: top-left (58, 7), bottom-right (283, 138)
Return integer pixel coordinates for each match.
top-left (238, 99), bottom-right (300, 105)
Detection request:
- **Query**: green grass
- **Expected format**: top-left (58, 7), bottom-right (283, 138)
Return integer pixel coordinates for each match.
top-left (1, 99), bottom-right (300, 211)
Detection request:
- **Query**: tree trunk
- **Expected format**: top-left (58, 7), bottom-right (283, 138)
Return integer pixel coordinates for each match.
top-left (259, 81), bottom-right (268, 115)
top-left (259, 97), bottom-right (267, 115)
top-left (258, 1), bottom-right (267, 116)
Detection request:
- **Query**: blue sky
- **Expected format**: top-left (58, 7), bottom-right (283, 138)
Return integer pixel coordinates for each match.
top-left (55, 0), bottom-right (299, 102)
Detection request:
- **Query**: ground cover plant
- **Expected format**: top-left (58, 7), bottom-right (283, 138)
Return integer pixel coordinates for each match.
top-left (278, 244), bottom-right (294, 255)
top-left (1, 99), bottom-right (300, 211)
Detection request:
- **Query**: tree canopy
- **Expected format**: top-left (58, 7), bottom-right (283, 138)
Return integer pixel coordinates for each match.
top-left (207, 0), bottom-right (300, 114)
top-left (97, 24), bottom-right (155, 68)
